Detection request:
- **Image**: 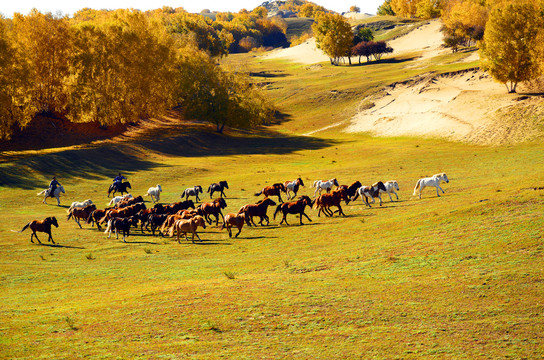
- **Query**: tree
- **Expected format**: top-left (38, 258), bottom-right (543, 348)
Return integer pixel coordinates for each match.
top-left (312, 13), bottom-right (353, 65)
top-left (0, 18), bottom-right (36, 139)
top-left (350, 6), bottom-right (361, 13)
top-left (480, 0), bottom-right (544, 93)
top-left (441, 0), bottom-right (487, 50)
top-left (377, 0), bottom-right (396, 15)
top-left (390, 0), bottom-right (441, 18)
top-left (12, 10), bottom-right (72, 116)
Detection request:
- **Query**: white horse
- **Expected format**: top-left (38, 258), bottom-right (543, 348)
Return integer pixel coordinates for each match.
top-left (146, 184), bottom-right (162, 203)
top-left (108, 194), bottom-right (133, 207)
top-left (413, 173), bottom-right (449, 199)
top-left (37, 185), bottom-right (65, 206)
top-left (68, 199), bottom-right (93, 211)
top-left (312, 178), bottom-right (339, 197)
top-left (379, 180), bottom-right (400, 202)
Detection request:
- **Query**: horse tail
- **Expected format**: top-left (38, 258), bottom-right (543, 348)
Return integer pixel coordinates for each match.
top-left (413, 180), bottom-right (421, 196)
top-left (273, 205), bottom-right (282, 220)
top-left (67, 211), bottom-right (72, 221)
top-left (254, 190), bottom-right (263, 197)
top-left (20, 223), bottom-right (30, 233)
top-left (207, 185), bottom-right (212, 193)
top-left (180, 191), bottom-right (186, 199)
top-left (86, 212), bottom-right (94, 224)
top-left (312, 180), bottom-right (318, 188)
top-left (168, 223), bottom-right (176, 237)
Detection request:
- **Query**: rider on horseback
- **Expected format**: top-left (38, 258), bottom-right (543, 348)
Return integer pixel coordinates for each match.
top-left (47, 176), bottom-right (60, 198)
top-left (113, 173), bottom-right (127, 192)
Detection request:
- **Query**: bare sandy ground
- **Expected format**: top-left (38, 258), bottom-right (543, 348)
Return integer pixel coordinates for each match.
top-left (264, 18), bottom-right (542, 144)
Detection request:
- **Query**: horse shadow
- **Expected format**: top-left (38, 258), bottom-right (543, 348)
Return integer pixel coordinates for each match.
top-left (33, 243), bottom-right (85, 249)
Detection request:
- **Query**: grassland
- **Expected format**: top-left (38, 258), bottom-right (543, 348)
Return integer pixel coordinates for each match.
top-left (0, 46), bottom-right (543, 359)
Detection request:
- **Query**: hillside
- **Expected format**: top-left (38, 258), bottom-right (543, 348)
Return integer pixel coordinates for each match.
top-left (1, 12), bottom-right (543, 360)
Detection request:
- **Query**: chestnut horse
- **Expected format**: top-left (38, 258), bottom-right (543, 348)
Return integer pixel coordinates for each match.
top-left (199, 197), bottom-right (227, 225)
top-left (284, 178), bottom-right (305, 200)
top-left (255, 183), bottom-right (286, 203)
top-left (87, 209), bottom-right (107, 231)
top-left (169, 215), bottom-right (207, 243)
top-left (207, 181), bottom-right (229, 198)
top-left (238, 197), bottom-right (277, 226)
top-left (221, 213), bottom-right (246, 238)
top-left (315, 188), bottom-right (349, 217)
top-left (67, 204), bottom-right (97, 229)
top-left (19, 217), bottom-right (59, 244)
top-left (273, 195), bottom-right (314, 226)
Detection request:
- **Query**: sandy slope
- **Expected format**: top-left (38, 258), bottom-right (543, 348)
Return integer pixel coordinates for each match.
top-left (264, 18), bottom-right (541, 144)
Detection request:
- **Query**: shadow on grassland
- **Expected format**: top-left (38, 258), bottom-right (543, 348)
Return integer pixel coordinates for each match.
top-left (0, 128), bottom-right (338, 189)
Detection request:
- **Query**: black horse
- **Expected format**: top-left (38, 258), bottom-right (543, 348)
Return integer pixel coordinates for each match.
top-left (107, 181), bottom-right (132, 197)
top-left (207, 181), bottom-right (229, 198)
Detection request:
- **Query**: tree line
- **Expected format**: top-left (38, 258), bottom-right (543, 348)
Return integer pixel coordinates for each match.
top-left (0, 7), bottom-right (283, 140)
top-left (377, 0), bottom-right (544, 93)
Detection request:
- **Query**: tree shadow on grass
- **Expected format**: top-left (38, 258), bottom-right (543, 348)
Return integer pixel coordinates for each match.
top-left (0, 122), bottom-right (338, 189)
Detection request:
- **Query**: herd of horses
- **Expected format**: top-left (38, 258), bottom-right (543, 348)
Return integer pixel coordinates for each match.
top-left (22, 174), bottom-right (450, 245)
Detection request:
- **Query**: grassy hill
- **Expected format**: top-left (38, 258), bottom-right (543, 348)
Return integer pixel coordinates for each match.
top-left (1, 26), bottom-right (543, 359)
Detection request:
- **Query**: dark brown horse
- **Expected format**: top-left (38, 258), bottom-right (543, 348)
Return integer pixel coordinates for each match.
top-left (107, 181), bottom-right (131, 198)
top-left (255, 183), bottom-right (286, 203)
top-left (67, 204), bottom-right (97, 228)
top-left (273, 195), bottom-right (314, 225)
top-left (207, 181), bottom-right (229, 198)
top-left (315, 188), bottom-right (349, 217)
top-left (238, 197), bottom-right (276, 226)
top-left (284, 177), bottom-right (305, 200)
top-left (200, 197), bottom-right (227, 225)
top-left (337, 181), bottom-right (362, 204)
top-left (20, 217), bottom-right (59, 244)
top-left (221, 213), bottom-right (246, 238)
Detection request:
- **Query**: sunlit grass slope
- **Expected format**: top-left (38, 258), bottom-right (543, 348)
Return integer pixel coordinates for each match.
top-left (0, 43), bottom-right (542, 358)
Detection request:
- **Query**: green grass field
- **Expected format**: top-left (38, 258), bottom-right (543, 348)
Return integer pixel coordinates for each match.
top-left (1, 45), bottom-right (543, 359)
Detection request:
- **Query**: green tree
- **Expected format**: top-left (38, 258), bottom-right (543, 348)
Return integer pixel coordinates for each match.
top-left (377, 0), bottom-right (396, 15)
top-left (480, 0), bottom-right (544, 93)
top-left (312, 13), bottom-right (353, 65)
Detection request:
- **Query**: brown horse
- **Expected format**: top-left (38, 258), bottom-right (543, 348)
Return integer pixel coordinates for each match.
top-left (221, 213), bottom-right (246, 238)
top-left (255, 183), bottom-right (286, 203)
top-left (67, 204), bottom-right (97, 229)
top-left (169, 215), bottom-right (207, 243)
top-left (284, 178), bottom-right (305, 200)
top-left (273, 195), bottom-right (314, 225)
top-left (315, 188), bottom-right (349, 217)
top-left (238, 197), bottom-right (277, 226)
top-left (20, 217), bottom-right (59, 244)
top-left (200, 198), bottom-right (227, 226)
top-left (87, 209), bottom-right (108, 231)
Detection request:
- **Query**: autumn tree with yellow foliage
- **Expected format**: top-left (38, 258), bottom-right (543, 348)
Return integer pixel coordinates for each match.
top-left (312, 13), bottom-right (353, 65)
top-left (480, 0), bottom-right (544, 93)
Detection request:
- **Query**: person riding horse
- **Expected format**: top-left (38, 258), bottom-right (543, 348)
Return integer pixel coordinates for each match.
top-left (113, 173), bottom-right (127, 192)
top-left (47, 177), bottom-right (60, 198)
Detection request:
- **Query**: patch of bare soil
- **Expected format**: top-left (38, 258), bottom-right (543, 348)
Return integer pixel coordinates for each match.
top-left (345, 69), bottom-right (544, 145)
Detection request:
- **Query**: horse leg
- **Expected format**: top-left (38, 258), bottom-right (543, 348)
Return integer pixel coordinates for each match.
top-left (48, 232), bottom-right (55, 244)
top-left (194, 231), bottom-right (202, 243)
top-left (378, 194), bottom-right (383, 206)
top-left (438, 185), bottom-right (445, 195)
top-left (235, 227), bottom-right (241, 238)
top-left (56, 196), bottom-right (60, 206)
top-left (337, 205), bottom-right (345, 217)
top-left (76, 218), bottom-right (82, 229)
top-left (302, 212), bottom-right (312, 223)
top-left (388, 192), bottom-right (394, 202)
